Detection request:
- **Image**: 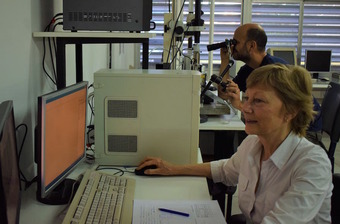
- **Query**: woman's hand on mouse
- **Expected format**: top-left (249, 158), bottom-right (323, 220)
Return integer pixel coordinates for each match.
top-left (137, 157), bottom-right (212, 178)
top-left (137, 157), bottom-right (177, 176)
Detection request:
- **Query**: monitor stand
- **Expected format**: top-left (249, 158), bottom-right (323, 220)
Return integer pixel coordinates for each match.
top-left (312, 72), bottom-right (319, 79)
top-left (36, 178), bottom-right (80, 205)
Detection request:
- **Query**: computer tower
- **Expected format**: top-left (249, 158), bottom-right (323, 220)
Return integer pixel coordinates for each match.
top-left (63, 0), bottom-right (153, 31)
top-left (93, 69), bottom-right (201, 166)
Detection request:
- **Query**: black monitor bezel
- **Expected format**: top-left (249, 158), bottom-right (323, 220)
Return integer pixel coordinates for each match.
top-left (305, 49), bottom-right (332, 73)
top-left (36, 81), bottom-right (88, 204)
top-left (0, 100), bottom-right (21, 224)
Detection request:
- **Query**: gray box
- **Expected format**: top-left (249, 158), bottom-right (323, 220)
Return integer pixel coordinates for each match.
top-left (63, 0), bottom-right (152, 31)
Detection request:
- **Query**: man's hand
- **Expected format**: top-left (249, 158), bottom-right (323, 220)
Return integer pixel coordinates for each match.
top-left (218, 80), bottom-right (242, 110)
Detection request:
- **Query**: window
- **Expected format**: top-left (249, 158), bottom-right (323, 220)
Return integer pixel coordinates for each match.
top-left (148, 0), bottom-right (242, 69)
top-left (302, 2), bottom-right (340, 70)
top-left (147, 0), bottom-right (340, 72)
top-left (249, 1), bottom-right (340, 71)
top-left (203, 1), bottom-right (242, 64)
top-left (252, 2), bottom-right (300, 53)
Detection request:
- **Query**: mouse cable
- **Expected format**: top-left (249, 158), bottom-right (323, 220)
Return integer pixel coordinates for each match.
top-left (95, 165), bottom-right (137, 176)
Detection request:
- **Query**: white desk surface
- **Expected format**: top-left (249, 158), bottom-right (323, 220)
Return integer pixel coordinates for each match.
top-left (312, 80), bottom-right (330, 89)
top-left (200, 114), bottom-right (245, 131)
top-left (312, 76), bottom-right (340, 89)
top-left (20, 153), bottom-right (210, 224)
top-left (32, 31), bottom-right (156, 39)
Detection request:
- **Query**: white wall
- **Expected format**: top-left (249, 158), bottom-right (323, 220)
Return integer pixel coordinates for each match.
top-left (0, 0), bottom-right (45, 180)
top-left (0, 0), bottom-right (128, 181)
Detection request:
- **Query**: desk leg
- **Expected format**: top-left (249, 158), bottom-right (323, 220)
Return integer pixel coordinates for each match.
top-left (56, 38), bottom-right (66, 89)
top-left (75, 44), bottom-right (83, 83)
top-left (142, 41), bottom-right (149, 69)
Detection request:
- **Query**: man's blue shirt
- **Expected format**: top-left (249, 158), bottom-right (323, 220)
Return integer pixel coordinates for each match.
top-left (233, 54), bottom-right (287, 92)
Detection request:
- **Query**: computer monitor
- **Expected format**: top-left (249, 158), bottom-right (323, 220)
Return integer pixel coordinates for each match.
top-left (94, 69), bottom-right (200, 166)
top-left (305, 49), bottom-right (332, 75)
top-left (0, 100), bottom-right (21, 224)
top-left (267, 47), bottom-right (297, 65)
top-left (35, 81), bottom-right (88, 205)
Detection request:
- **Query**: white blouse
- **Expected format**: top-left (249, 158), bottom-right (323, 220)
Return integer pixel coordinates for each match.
top-left (210, 132), bottom-right (333, 224)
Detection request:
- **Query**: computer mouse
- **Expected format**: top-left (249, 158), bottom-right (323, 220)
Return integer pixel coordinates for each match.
top-left (134, 165), bottom-right (158, 176)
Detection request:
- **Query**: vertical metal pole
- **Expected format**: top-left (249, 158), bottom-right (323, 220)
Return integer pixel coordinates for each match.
top-left (171, 0), bottom-right (178, 69)
top-left (241, 0), bottom-right (252, 24)
top-left (208, 0), bottom-right (215, 79)
top-left (171, 0), bottom-right (184, 69)
top-left (297, 2), bottom-right (304, 66)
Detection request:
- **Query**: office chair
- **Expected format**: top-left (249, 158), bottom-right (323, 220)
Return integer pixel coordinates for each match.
top-left (318, 81), bottom-right (340, 173)
top-left (332, 173), bottom-right (340, 223)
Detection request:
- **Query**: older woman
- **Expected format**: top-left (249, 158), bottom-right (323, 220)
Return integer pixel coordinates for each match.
top-left (137, 64), bottom-right (333, 223)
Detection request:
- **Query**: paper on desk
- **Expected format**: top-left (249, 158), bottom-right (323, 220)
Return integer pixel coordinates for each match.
top-left (132, 199), bottom-right (227, 224)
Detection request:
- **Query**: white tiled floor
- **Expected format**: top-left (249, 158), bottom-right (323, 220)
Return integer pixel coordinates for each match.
top-left (230, 133), bottom-right (340, 215)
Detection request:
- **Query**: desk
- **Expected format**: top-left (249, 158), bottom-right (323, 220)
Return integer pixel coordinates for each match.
top-left (199, 114), bottom-right (245, 131)
top-left (33, 31), bottom-right (156, 89)
top-left (19, 155), bottom-right (210, 223)
top-left (312, 77), bottom-right (340, 104)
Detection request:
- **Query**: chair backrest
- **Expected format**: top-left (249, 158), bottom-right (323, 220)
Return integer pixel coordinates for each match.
top-left (321, 82), bottom-right (340, 143)
top-left (332, 173), bottom-right (340, 223)
top-left (321, 82), bottom-right (340, 172)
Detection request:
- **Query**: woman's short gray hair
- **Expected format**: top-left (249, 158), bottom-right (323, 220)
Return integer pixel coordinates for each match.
top-left (246, 63), bottom-right (315, 137)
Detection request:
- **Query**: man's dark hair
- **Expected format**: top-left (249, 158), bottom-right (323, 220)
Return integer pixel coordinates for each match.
top-left (246, 28), bottom-right (267, 52)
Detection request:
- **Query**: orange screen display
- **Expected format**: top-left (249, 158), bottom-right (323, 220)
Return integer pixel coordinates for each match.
top-left (43, 87), bottom-right (86, 186)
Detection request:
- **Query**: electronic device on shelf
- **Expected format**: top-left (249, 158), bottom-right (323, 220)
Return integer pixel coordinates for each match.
top-left (0, 100), bottom-right (21, 224)
top-left (305, 49), bottom-right (332, 78)
top-left (35, 81), bottom-right (88, 205)
top-left (93, 69), bottom-right (200, 166)
top-left (267, 47), bottom-right (297, 65)
top-left (63, 0), bottom-right (153, 31)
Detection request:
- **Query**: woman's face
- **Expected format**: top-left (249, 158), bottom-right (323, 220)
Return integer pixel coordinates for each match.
top-left (242, 84), bottom-right (289, 138)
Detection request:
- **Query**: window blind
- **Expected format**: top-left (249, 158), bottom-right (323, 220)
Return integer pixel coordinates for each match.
top-left (253, 1), bottom-right (340, 71)
top-left (302, 2), bottom-right (340, 70)
top-left (147, 0), bottom-right (340, 72)
top-left (148, 0), bottom-right (242, 68)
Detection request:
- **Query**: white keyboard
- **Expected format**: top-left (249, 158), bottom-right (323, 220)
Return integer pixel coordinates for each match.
top-left (62, 170), bottom-right (136, 224)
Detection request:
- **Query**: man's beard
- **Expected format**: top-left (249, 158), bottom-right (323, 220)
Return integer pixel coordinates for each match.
top-left (232, 47), bottom-right (251, 64)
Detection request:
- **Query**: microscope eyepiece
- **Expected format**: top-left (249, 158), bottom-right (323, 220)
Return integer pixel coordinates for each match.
top-left (206, 39), bottom-right (237, 51)
top-left (207, 41), bottom-right (228, 51)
